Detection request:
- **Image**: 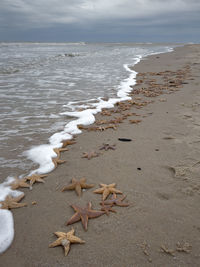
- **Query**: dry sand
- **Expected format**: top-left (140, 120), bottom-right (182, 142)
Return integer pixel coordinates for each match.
top-left (1, 44), bottom-right (200, 267)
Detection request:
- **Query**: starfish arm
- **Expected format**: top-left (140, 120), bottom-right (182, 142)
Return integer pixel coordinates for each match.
top-left (75, 184), bottom-right (82, 197)
top-left (13, 193), bottom-right (25, 202)
top-left (30, 177), bottom-right (45, 187)
top-left (39, 174), bottom-right (48, 178)
top-left (81, 183), bottom-right (95, 189)
top-left (87, 210), bottom-right (105, 219)
top-left (49, 237), bottom-right (62, 248)
top-left (57, 159), bottom-right (66, 164)
top-left (110, 188), bottom-right (122, 194)
top-left (79, 178), bottom-right (86, 184)
top-left (61, 184), bottom-right (75, 192)
top-left (80, 214), bottom-right (89, 230)
top-left (66, 212), bottom-right (81, 226)
top-left (69, 235), bottom-right (85, 244)
top-left (102, 188), bottom-right (110, 200)
top-left (64, 243), bottom-right (70, 256)
top-left (9, 202), bottom-right (27, 209)
top-left (109, 183), bottom-right (117, 187)
top-left (93, 188), bottom-right (104, 194)
top-left (116, 202), bottom-right (129, 207)
top-left (54, 232), bottom-right (67, 238)
top-left (35, 177), bottom-right (45, 183)
top-left (60, 148), bottom-right (69, 152)
top-left (101, 200), bottom-right (113, 206)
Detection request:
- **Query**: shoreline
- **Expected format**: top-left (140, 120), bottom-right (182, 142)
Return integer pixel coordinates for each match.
top-left (0, 44), bottom-right (173, 180)
top-left (1, 44), bottom-right (200, 266)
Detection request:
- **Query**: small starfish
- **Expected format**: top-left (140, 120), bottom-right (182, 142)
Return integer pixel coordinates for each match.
top-left (105, 124), bottom-right (117, 130)
top-left (66, 202), bottom-right (105, 231)
top-left (100, 204), bottom-right (117, 215)
top-left (99, 143), bottom-right (116, 151)
top-left (0, 193), bottom-right (27, 210)
top-left (100, 193), bottom-right (129, 207)
top-left (129, 119), bottom-right (142, 124)
top-left (9, 177), bottom-right (30, 190)
top-left (61, 177), bottom-right (94, 197)
top-left (52, 157), bottom-right (66, 168)
top-left (93, 183), bottom-right (122, 201)
top-left (49, 228), bottom-right (85, 256)
top-left (82, 151), bottom-right (99, 160)
top-left (53, 147), bottom-right (68, 158)
top-left (62, 139), bottom-right (76, 148)
top-left (25, 174), bottom-right (48, 187)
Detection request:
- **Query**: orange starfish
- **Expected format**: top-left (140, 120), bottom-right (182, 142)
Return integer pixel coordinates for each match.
top-left (9, 177), bottom-right (30, 190)
top-left (49, 228), bottom-right (85, 256)
top-left (66, 202), bottom-right (105, 231)
top-left (62, 139), bottom-right (76, 148)
top-left (82, 151), bottom-right (99, 160)
top-left (61, 177), bottom-right (94, 196)
top-left (53, 147), bottom-right (68, 158)
top-left (100, 193), bottom-right (129, 207)
top-left (93, 183), bottom-right (122, 200)
top-left (0, 193), bottom-right (27, 210)
top-left (25, 174), bottom-right (48, 187)
top-left (52, 157), bottom-right (66, 168)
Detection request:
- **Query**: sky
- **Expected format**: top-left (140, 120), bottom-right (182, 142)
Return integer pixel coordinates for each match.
top-left (0, 0), bottom-right (200, 43)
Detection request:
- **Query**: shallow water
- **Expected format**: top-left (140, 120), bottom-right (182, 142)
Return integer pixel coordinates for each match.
top-left (0, 42), bottom-right (176, 179)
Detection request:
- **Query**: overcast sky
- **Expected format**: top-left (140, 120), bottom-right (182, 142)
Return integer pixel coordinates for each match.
top-left (0, 0), bottom-right (200, 42)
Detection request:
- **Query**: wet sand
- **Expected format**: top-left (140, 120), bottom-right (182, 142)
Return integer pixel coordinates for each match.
top-left (1, 44), bottom-right (200, 266)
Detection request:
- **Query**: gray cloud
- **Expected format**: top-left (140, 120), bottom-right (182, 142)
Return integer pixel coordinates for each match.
top-left (0, 0), bottom-right (200, 42)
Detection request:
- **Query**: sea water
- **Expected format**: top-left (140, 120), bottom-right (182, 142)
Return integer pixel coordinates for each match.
top-left (0, 42), bottom-right (176, 253)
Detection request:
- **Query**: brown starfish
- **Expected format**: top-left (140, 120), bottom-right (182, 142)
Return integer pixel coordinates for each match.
top-left (25, 174), bottom-right (48, 187)
top-left (129, 119), bottom-right (142, 124)
top-left (100, 204), bottom-right (117, 215)
top-left (53, 147), bottom-right (68, 158)
top-left (93, 183), bottom-right (122, 200)
top-left (9, 177), bottom-right (30, 190)
top-left (49, 228), bottom-right (85, 256)
top-left (62, 139), bottom-right (76, 148)
top-left (82, 151), bottom-right (99, 160)
top-left (61, 177), bottom-right (94, 196)
top-left (52, 157), bottom-right (66, 168)
top-left (100, 193), bottom-right (129, 207)
top-left (99, 143), bottom-right (116, 151)
top-left (0, 193), bottom-right (27, 210)
top-left (66, 202), bottom-right (105, 231)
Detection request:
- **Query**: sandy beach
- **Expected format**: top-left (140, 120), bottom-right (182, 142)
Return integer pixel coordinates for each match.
top-left (1, 44), bottom-right (200, 267)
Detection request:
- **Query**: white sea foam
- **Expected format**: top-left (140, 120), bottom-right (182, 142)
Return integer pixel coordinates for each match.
top-left (0, 210), bottom-right (14, 254)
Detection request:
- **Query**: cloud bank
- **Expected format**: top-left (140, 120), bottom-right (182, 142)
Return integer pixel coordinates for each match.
top-left (0, 0), bottom-right (200, 42)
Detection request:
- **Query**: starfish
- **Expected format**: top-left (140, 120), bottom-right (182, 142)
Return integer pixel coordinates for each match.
top-left (62, 139), bottom-right (76, 148)
top-left (129, 119), bottom-right (142, 124)
top-left (49, 228), bottom-right (85, 256)
top-left (25, 174), bottom-right (48, 187)
top-left (9, 177), bottom-right (30, 190)
top-left (0, 193), bottom-right (27, 210)
top-left (66, 202), bottom-right (105, 231)
top-left (99, 143), bottom-right (116, 151)
top-left (52, 157), bottom-right (66, 168)
top-left (82, 151), bottom-right (99, 160)
top-left (100, 204), bottom-right (117, 215)
top-left (93, 183), bottom-right (122, 201)
top-left (61, 177), bottom-right (94, 196)
top-left (53, 147), bottom-right (68, 158)
top-left (100, 193), bottom-right (129, 207)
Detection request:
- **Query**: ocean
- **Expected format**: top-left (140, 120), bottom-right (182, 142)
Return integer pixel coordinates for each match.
top-left (0, 42), bottom-right (176, 180)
